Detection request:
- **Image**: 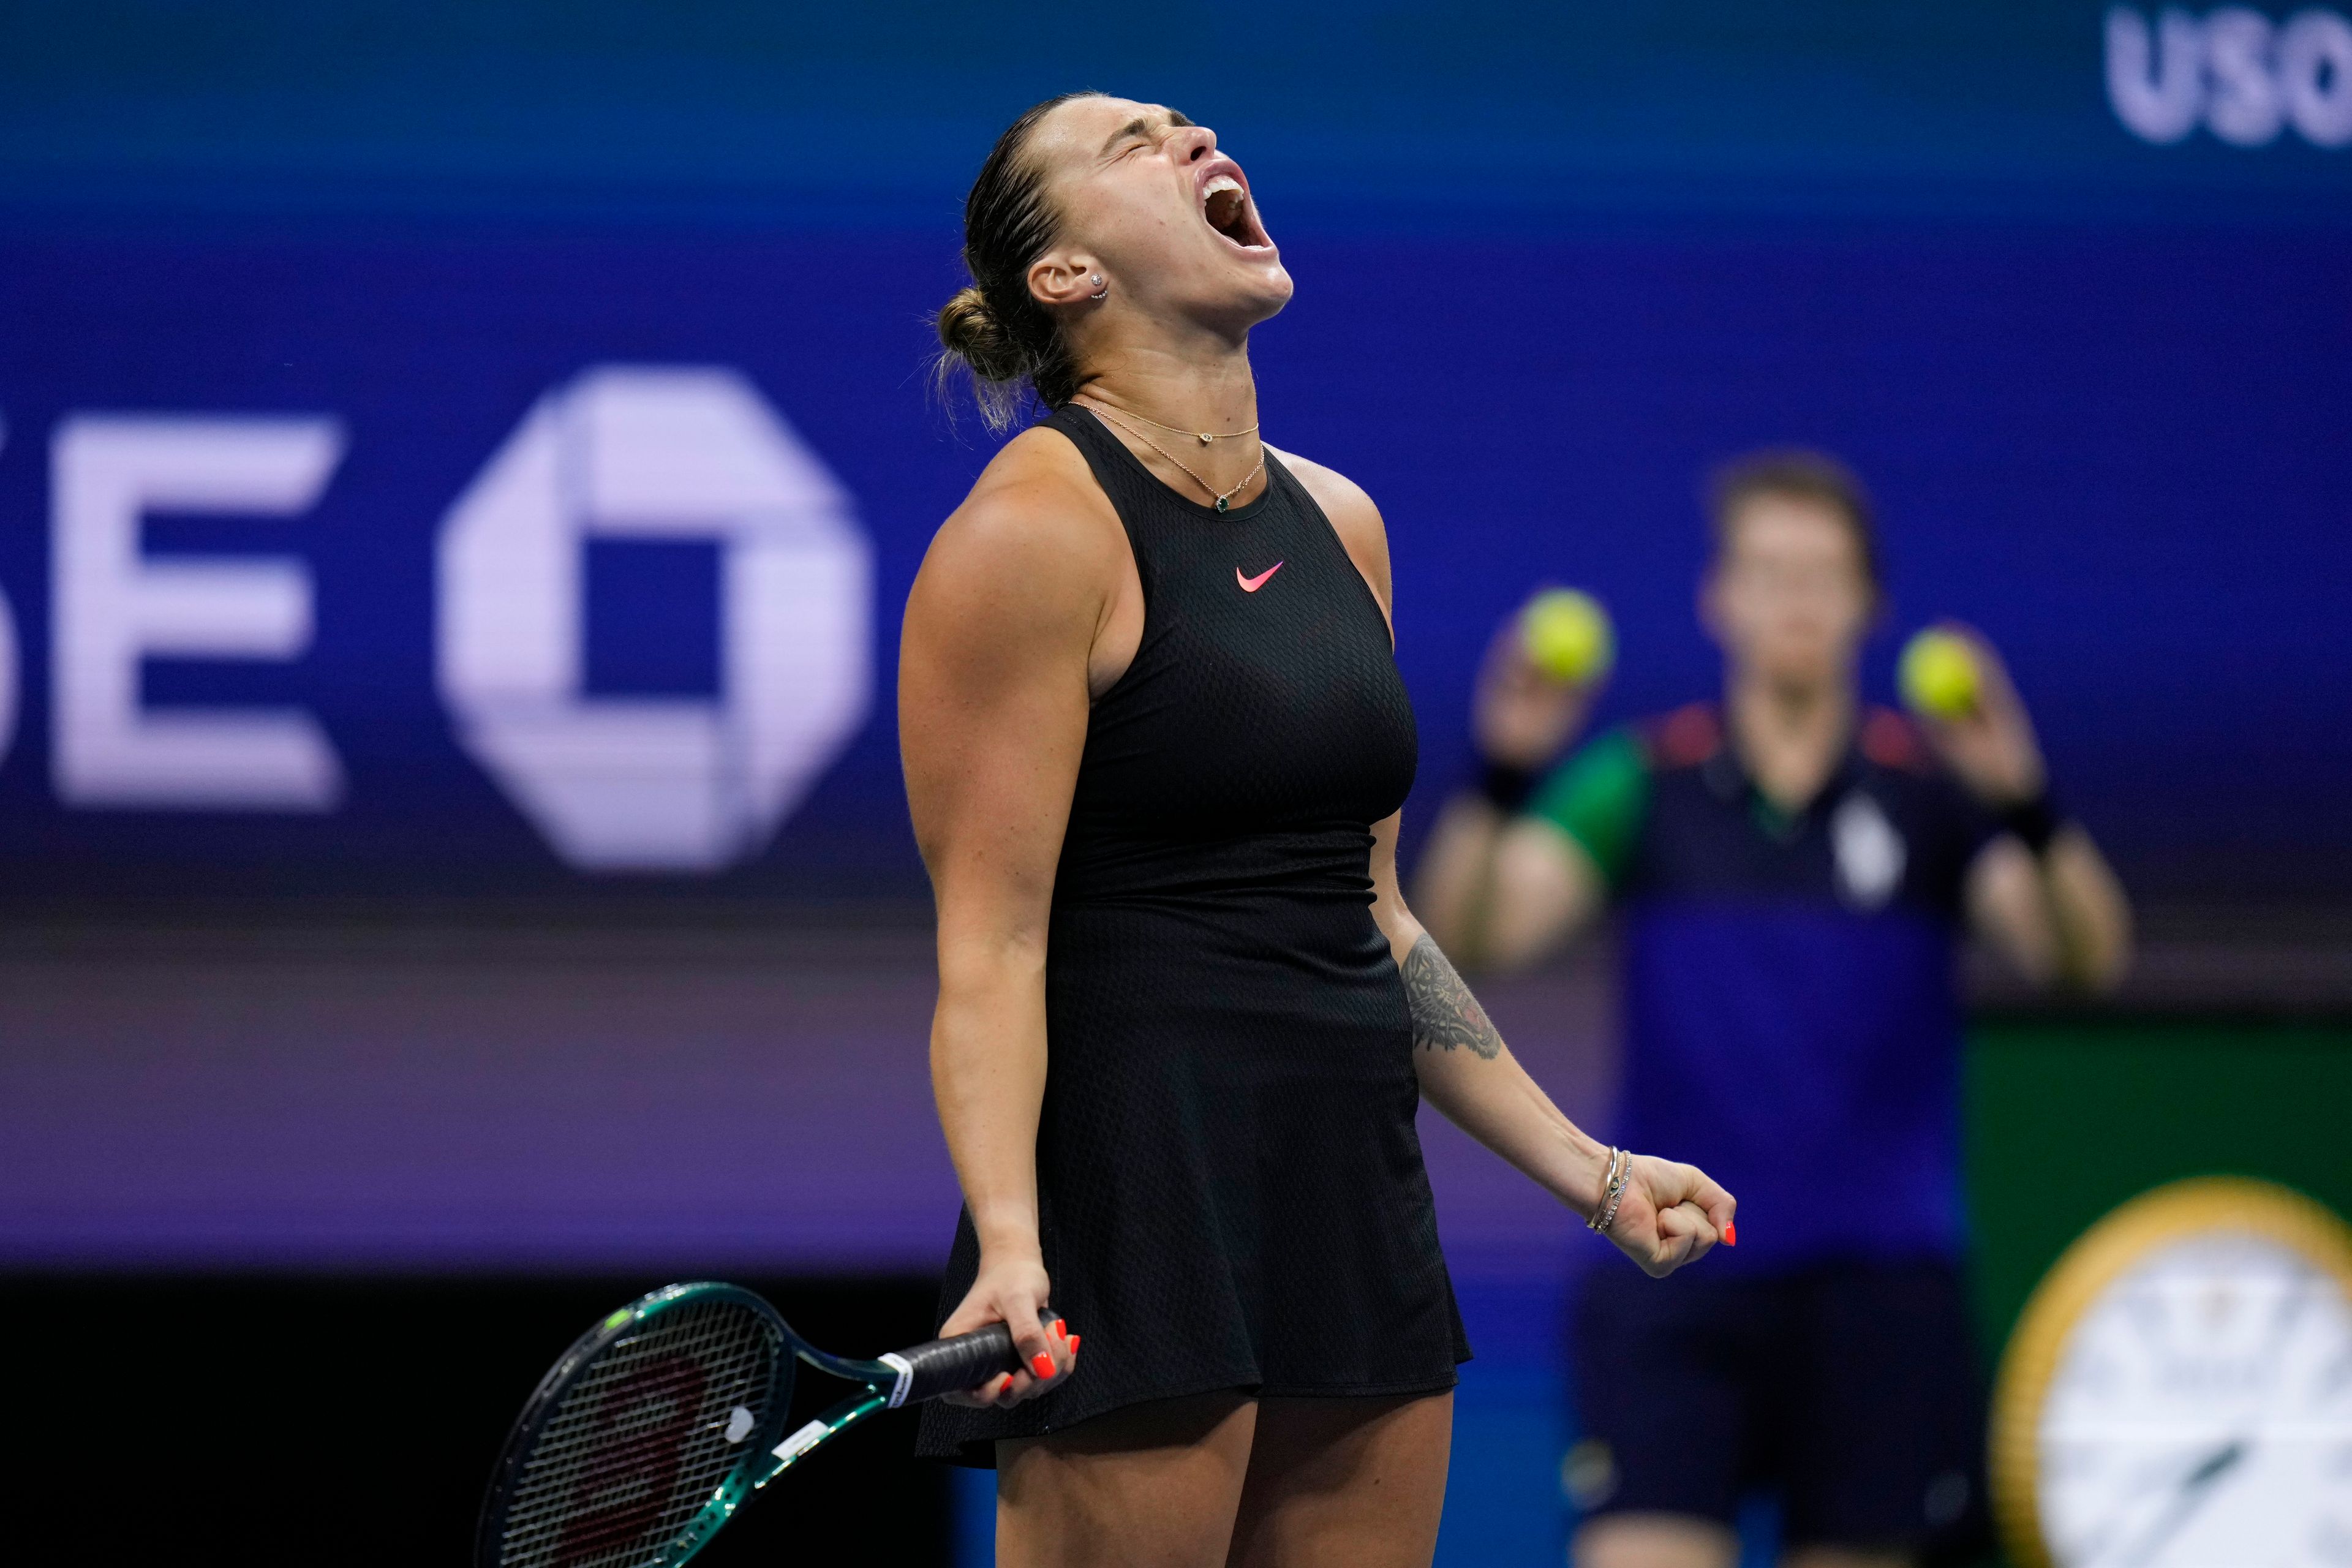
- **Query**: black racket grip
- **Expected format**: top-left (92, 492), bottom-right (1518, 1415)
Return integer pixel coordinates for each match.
top-left (891, 1309), bottom-right (1059, 1404)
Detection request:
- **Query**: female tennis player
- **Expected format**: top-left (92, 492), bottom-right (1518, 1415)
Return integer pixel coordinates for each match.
top-left (900, 92), bottom-right (1736, 1567)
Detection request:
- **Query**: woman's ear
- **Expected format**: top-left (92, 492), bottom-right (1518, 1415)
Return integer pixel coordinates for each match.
top-left (1028, 251), bottom-right (1102, 311)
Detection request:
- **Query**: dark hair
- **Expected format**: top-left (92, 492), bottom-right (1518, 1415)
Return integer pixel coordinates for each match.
top-left (1706, 447), bottom-right (1880, 587)
top-left (933, 92), bottom-right (1099, 431)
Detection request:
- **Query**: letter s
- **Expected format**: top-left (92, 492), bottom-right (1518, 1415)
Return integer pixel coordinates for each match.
top-left (2203, 6), bottom-right (2286, 145)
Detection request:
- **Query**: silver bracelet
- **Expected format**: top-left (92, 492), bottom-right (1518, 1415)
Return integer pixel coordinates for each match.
top-left (1586, 1147), bottom-right (1632, 1234)
top-left (1595, 1170), bottom-right (1631, 1234)
top-left (1584, 1147), bottom-right (1623, 1232)
top-left (1593, 1149), bottom-right (1632, 1233)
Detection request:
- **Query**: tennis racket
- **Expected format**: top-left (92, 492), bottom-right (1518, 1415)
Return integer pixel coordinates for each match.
top-left (477, 1281), bottom-right (1055, 1568)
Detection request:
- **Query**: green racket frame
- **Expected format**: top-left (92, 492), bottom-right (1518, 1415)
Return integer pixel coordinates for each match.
top-left (478, 1281), bottom-right (1043, 1568)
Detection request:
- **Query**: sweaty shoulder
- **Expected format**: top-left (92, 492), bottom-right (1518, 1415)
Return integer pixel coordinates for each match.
top-left (913, 425), bottom-right (1124, 640)
top-left (1267, 445), bottom-right (1393, 626)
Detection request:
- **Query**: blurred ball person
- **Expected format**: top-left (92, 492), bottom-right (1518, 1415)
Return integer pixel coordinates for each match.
top-left (1414, 451), bottom-right (2132, 1568)
top-left (900, 93), bottom-right (1736, 1567)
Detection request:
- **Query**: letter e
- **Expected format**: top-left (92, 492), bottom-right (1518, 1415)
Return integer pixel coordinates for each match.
top-left (52, 415), bottom-right (346, 809)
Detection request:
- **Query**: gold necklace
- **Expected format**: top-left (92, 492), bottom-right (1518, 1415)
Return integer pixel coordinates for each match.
top-left (1086, 403), bottom-right (1266, 514)
top-left (1084, 398), bottom-right (1259, 447)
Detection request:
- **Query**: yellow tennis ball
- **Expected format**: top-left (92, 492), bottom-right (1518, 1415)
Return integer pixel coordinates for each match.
top-left (1520, 589), bottom-right (1615, 687)
top-left (1899, 628), bottom-right (1980, 719)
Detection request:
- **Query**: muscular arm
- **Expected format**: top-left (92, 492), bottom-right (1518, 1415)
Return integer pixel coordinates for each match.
top-left (1390, 832), bottom-right (1610, 1212)
top-left (1374, 815), bottom-right (1731, 1275)
top-left (1282, 450), bottom-right (1732, 1273)
top-left (900, 434), bottom-right (1116, 1400)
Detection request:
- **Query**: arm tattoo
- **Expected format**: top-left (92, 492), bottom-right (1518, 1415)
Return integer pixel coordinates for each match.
top-left (1402, 932), bottom-right (1504, 1060)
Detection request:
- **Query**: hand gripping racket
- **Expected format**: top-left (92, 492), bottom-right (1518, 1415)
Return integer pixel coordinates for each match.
top-left (477, 1281), bottom-right (1054, 1568)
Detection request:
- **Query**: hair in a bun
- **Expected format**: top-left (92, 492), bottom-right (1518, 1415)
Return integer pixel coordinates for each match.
top-left (933, 92), bottom-right (1095, 432)
top-left (935, 285), bottom-right (1027, 386)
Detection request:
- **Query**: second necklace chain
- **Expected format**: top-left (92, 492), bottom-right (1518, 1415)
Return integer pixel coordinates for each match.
top-left (1082, 401), bottom-right (1266, 514)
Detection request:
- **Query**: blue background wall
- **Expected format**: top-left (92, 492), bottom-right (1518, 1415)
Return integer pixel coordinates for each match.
top-left (3, 2), bottom-right (2348, 904)
top-left (6, 225), bottom-right (2347, 899)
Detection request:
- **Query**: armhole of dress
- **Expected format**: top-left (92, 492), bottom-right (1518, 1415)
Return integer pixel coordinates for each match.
top-left (1038, 408), bottom-right (1154, 701)
top-left (1265, 451), bottom-right (1395, 652)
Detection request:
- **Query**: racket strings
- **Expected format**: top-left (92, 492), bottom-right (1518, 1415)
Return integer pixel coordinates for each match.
top-left (496, 1300), bottom-right (783, 1568)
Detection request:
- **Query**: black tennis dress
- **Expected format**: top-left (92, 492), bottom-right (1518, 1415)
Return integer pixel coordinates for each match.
top-left (916, 405), bottom-right (1469, 1467)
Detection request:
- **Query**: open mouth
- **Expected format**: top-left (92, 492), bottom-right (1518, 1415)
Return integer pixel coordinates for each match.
top-left (1200, 173), bottom-right (1271, 250)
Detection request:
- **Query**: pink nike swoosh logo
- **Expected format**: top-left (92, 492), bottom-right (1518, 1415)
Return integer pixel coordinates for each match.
top-left (1237, 560), bottom-right (1284, 592)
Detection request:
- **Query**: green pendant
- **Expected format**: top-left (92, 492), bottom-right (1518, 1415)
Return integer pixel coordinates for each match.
top-left (1215, 497), bottom-right (1229, 514)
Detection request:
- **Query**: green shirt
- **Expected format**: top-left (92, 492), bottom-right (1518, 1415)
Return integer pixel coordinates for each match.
top-left (1527, 725), bottom-right (1649, 889)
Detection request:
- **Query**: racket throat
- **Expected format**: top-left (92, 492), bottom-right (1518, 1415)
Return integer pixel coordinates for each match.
top-left (754, 1390), bottom-right (887, 1488)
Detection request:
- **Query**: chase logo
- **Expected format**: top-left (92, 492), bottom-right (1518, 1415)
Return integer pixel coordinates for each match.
top-left (2106, 6), bottom-right (2352, 146)
top-left (0, 366), bottom-right (871, 878)
top-left (439, 367), bottom-right (870, 872)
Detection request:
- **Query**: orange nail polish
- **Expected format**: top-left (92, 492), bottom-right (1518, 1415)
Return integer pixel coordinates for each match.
top-left (994, 1374), bottom-right (1013, 1396)
top-left (1031, 1352), bottom-right (1057, 1379)
top-left (1051, 1319), bottom-right (1068, 1340)
top-left (1066, 1334), bottom-right (1080, 1354)
top-left (1722, 1221), bottom-right (1738, 1247)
